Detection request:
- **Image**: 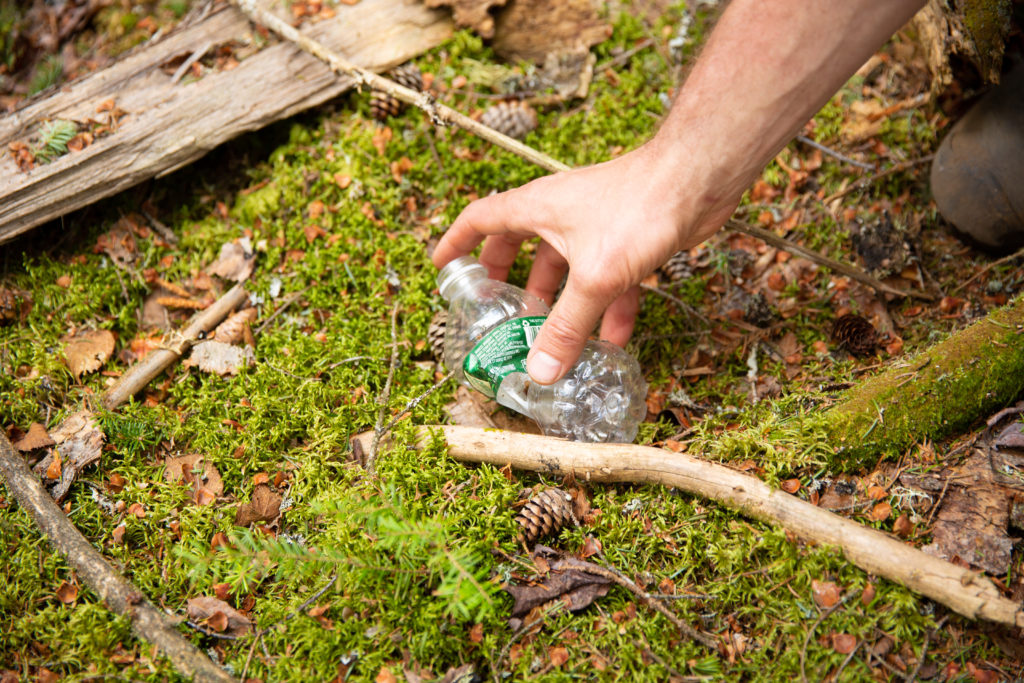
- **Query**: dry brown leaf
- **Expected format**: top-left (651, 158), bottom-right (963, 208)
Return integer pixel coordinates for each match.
top-left (13, 423), bottom-right (54, 451)
top-left (868, 502), bottom-right (892, 521)
top-left (372, 126), bottom-right (392, 156)
top-left (234, 484), bottom-right (282, 527)
top-left (861, 582), bottom-right (876, 605)
top-left (46, 452), bottom-right (62, 480)
top-left (65, 329), bottom-right (116, 377)
top-left (425, 0), bottom-right (508, 38)
top-left (781, 479), bottom-right (801, 494)
top-left (141, 292), bottom-right (172, 330)
top-left (893, 513), bottom-right (912, 538)
top-left (55, 581), bottom-right (78, 604)
top-left (207, 240), bottom-right (255, 282)
top-left (32, 410), bottom-right (105, 501)
top-left (185, 340), bottom-right (255, 376)
top-left (186, 596), bottom-right (252, 637)
top-left (831, 632), bottom-right (857, 654)
top-left (164, 453), bottom-right (224, 497)
top-left (492, 0), bottom-right (610, 63)
top-left (548, 646), bottom-right (569, 667)
top-left (375, 668), bottom-right (398, 683)
top-left (505, 558), bottom-right (612, 617)
top-left (94, 219), bottom-right (137, 267)
top-left (212, 307), bottom-right (258, 345)
top-left (811, 579), bottom-right (841, 609)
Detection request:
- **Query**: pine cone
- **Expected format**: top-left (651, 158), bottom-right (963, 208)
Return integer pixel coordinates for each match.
top-left (515, 488), bottom-right (574, 543)
top-left (428, 309), bottom-right (447, 362)
top-left (660, 250), bottom-right (691, 282)
top-left (480, 101), bottom-right (538, 141)
top-left (831, 314), bottom-right (878, 356)
top-left (369, 63), bottom-right (423, 122)
top-left (743, 292), bottom-right (775, 328)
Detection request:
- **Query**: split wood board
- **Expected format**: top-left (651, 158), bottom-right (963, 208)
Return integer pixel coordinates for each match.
top-left (0, 0), bottom-right (452, 245)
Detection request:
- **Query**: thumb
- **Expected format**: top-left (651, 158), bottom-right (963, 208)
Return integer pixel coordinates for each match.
top-left (526, 276), bottom-right (611, 385)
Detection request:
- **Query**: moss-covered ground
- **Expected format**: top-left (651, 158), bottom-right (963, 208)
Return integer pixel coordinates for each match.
top-left (3, 3), bottom-right (1024, 681)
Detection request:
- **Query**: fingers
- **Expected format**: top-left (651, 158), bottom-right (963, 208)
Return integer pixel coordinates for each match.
top-left (599, 286), bottom-right (641, 347)
top-left (526, 275), bottom-right (612, 384)
top-left (479, 233), bottom-right (525, 282)
top-left (525, 240), bottom-right (568, 306)
top-left (431, 190), bottom-right (536, 269)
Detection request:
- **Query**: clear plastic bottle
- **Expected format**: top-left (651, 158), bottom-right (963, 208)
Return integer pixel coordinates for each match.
top-left (437, 256), bottom-right (648, 443)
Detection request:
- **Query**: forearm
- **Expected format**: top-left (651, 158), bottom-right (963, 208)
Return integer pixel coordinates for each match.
top-left (652, 0), bottom-right (926, 225)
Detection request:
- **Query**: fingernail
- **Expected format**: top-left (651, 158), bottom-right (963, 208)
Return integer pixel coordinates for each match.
top-left (527, 350), bottom-right (561, 384)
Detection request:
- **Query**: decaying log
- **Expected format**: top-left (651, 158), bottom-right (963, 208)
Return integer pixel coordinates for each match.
top-left (357, 425), bottom-right (1024, 630)
top-left (102, 283), bottom-right (251, 409)
top-left (826, 293), bottom-right (1024, 463)
top-left (0, 0), bottom-right (452, 244)
top-left (0, 431), bottom-right (238, 682)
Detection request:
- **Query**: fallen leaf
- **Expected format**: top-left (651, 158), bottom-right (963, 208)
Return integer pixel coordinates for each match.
top-left (32, 411), bottom-right (105, 501)
top-left (55, 581), bottom-right (78, 604)
top-left (371, 126), bottom-right (392, 156)
top-left (65, 329), bottom-right (116, 377)
top-left (213, 583), bottom-right (231, 601)
top-left (107, 473), bottom-right (126, 492)
top-left (995, 422), bottom-right (1024, 449)
top-left (548, 646), bottom-right (569, 667)
top-left (234, 484), bottom-right (282, 527)
top-left (185, 341), bottom-right (255, 376)
top-left (468, 622), bottom-right (483, 643)
top-left (212, 307), bottom-right (258, 345)
top-left (868, 502), bottom-right (892, 521)
top-left (438, 664), bottom-right (476, 683)
top-left (94, 219), bottom-right (137, 267)
top-left (334, 172), bottom-right (352, 188)
top-left (207, 239), bottom-right (255, 282)
top-left (811, 579), bottom-right (841, 609)
top-left (186, 596), bottom-right (252, 637)
top-left (580, 536), bottom-right (602, 558)
top-left (781, 479), bottom-right (801, 494)
top-left (164, 453), bottom-right (224, 502)
top-left (46, 452), bottom-right (62, 480)
top-left (128, 502), bottom-right (146, 518)
top-left (866, 484), bottom-right (887, 500)
top-left (112, 525), bottom-right (126, 544)
top-left (505, 559), bottom-right (612, 618)
top-left (831, 632), bottom-right (857, 654)
top-left (860, 583), bottom-right (876, 606)
top-left (375, 667), bottom-right (397, 683)
top-left (14, 423), bottom-right (54, 451)
top-left (893, 513), bottom-right (912, 538)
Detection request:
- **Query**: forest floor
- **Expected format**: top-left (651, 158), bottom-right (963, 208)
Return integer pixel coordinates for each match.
top-left (2, 1), bottom-right (1024, 681)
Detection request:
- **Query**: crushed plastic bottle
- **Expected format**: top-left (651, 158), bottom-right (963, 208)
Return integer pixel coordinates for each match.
top-left (438, 256), bottom-right (647, 443)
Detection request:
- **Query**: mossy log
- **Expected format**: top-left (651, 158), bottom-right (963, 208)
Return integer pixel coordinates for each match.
top-left (826, 293), bottom-right (1024, 464)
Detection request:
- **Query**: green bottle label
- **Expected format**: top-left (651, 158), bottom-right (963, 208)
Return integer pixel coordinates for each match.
top-left (463, 316), bottom-right (547, 396)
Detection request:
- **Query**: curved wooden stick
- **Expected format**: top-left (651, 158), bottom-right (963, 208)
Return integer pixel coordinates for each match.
top-left (369, 426), bottom-right (1024, 629)
top-left (0, 432), bottom-right (237, 682)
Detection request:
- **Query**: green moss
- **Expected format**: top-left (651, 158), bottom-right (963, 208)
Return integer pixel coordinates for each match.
top-left (826, 293), bottom-right (1024, 466)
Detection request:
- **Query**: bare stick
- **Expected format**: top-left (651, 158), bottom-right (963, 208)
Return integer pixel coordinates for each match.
top-left (353, 426), bottom-right (1024, 630)
top-left (101, 284), bottom-right (250, 410)
top-left (822, 154), bottom-right (935, 204)
top-left (378, 371), bottom-right (454, 438)
top-left (794, 135), bottom-right (875, 171)
top-left (951, 245), bottom-right (1024, 294)
top-left (235, 0), bottom-right (903, 305)
top-left (0, 432), bottom-right (237, 683)
top-left (726, 219), bottom-right (930, 300)
top-left (232, 0), bottom-right (570, 175)
top-left (368, 302), bottom-right (400, 473)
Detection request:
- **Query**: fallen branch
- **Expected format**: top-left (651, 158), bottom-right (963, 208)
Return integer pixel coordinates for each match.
top-left (357, 425), bottom-right (1024, 630)
top-left (822, 154), bottom-right (935, 205)
top-left (231, 0), bottom-right (895, 296)
top-left (0, 431), bottom-right (237, 682)
top-left (101, 284), bottom-right (250, 409)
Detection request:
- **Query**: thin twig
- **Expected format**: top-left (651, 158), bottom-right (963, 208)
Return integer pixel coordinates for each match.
top-left (951, 245), bottom-right (1024, 294)
top-left (367, 302), bottom-right (400, 473)
top-left (594, 38), bottom-right (655, 72)
top-left (640, 283), bottom-right (710, 324)
top-left (141, 207), bottom-right (179, 245)
top-left (904, 615), bottom-right (947, 682)
top-left (799, 589), bottom-right (858, 683)
top-left (726, 219), bottom-right (930, 300)
top-left (561, 554), bottom-right (718, 650)
top-left (822, 155), bottom-right (935, 204)
top-left (171, 41), bottom-right (212, 84)
top-left (794, 135), bottom-right (875, 171)
top-left (254, 286), bottom-right (310, 335)
top-left (378, 371), bottom-right (454, 438)
top-left (232, 0), bottom-right (570, 174)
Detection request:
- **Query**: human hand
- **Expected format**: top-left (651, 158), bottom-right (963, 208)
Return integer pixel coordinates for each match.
top-left (432, 141), bottom-right (737, 384)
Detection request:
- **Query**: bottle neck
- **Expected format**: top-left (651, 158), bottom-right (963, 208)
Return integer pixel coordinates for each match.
top-left (438, 256), bottom-right (488, 302)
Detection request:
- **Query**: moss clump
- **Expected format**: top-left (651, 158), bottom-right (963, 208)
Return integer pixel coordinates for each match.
top-left (825, 293), bottom-right (1024, 466)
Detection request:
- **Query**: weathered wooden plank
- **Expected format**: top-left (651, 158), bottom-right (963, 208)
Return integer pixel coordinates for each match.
top-left (0, 0), bottom-right (452, 244)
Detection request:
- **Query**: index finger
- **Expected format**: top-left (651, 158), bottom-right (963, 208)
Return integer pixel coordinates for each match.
top-left (431, 191), bottom-right (537, 268)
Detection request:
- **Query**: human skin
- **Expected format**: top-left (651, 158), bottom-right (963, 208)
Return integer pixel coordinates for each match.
top-left (432, 0), bottom-right (927, 384)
